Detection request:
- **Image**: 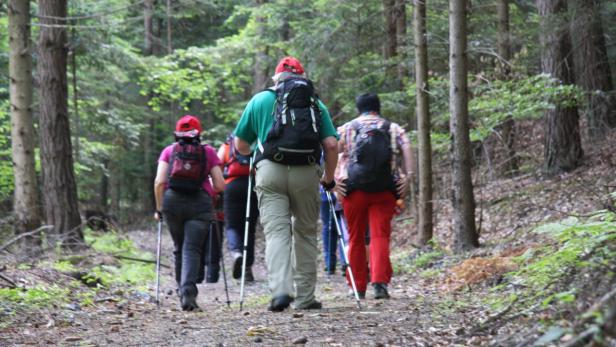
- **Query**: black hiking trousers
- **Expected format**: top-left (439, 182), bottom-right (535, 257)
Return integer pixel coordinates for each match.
top-left (162, 189), bottom-right (212, 297)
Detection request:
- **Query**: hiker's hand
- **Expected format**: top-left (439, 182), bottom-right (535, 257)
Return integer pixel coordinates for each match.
top-left (396, 176), bottom-right (410, 198)
top-left (154, 210), bottom-right (163, 221)
top-left (321, 179), bottom-right (336, 191)
top-left (336, 180), bottom-right (347, 197)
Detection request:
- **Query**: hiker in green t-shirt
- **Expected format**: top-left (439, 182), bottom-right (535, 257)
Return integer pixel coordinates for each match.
top-left (234, 57), bottom-right (338, 311)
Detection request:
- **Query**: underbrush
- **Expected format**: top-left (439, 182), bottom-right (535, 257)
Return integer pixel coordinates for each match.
top-left (0, 229), bottom-right (156, 329)
top-left (392, 208), bottom-right (616, 345)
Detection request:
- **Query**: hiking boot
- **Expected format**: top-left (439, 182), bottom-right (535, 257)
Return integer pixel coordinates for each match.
top-left (244, 266), bottom-right (255, 282)
top-left (373, 283), bottom-right (390, 299)
top-left (232, 252), bottom-right (243, 279)
top-left (267, 294), bottom-right (294, 312)
top-left (296, 300), bottom-right (322, 310)
top-left (181, 293), bottom-right (200, 311)
top-left (206, 264), bottom-right (220, 283)
top-left (348, 289), bottom-right (366, 300)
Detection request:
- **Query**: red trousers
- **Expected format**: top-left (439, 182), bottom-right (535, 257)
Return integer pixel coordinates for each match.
top-left (342, 190), bottom-right (396, 292)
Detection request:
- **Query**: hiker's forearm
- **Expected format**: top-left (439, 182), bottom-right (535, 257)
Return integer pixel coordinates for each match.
top-left (234, 136), bottom-right (252, 156)
top-left (322, 136), bottom-right (338, 182)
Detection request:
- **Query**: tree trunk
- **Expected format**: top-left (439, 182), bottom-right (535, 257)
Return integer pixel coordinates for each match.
top-left (570, 0), bottom-right (616, 138)
top-left (496, 0), bottom-right (519, 177)
top-left (9, 0), bottom-right (42, 237)
top-left (144, 0), bottom-right (155, 55)
top-left (253, 0), bottom-right (269, 93)
top-left (101, 160), bottom-right (109, 213)
top-left (37, 0), bottom-right (82, 240)
top-left (537, 0), bottom-right (583, 175)
top-left (383, 0), bottom-right (397, 81)
top-left (395, 0), bottom-right (407, 84)
top-left (496, 0), bottom-right (511, 77)
top-left (449, 0), bottom-right (479, 252)
top-left (413, 0), bottom-right (433, 246)
top-left (71, 40), bottom-right (80, 161)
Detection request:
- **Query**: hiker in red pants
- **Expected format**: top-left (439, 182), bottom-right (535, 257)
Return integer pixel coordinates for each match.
top-left (335, 93), bottom-right (415, 299)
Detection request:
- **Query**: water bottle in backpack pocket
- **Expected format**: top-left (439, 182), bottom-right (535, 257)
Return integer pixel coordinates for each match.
top-left (168, 137), bottom-right (208, 194)
top-left (261, 77), bottom-right (322, 165)
top-left (346, 120), bottom-right (396, 193)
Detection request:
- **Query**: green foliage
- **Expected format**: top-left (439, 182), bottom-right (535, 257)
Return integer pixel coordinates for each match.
top-left (510, 212), bottom-right (616, 293)
top-left (392, 243), bottom-right (444, 275)
top-left (52, 260), bottom-right (77, 273)
top-left (0, 286), bottom-right (70, 308)
top-left (84, 229), bottom-right (155, 289)
top-left (426, 74), bottom-right (585, 153)
top-left (0, 95), bottom-right (12, 199)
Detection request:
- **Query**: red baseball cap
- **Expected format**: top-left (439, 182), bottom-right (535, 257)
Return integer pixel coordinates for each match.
top-left (175, 115), bottom-right (202, 133)
top-left (275, 56), bottom-right (305, 75)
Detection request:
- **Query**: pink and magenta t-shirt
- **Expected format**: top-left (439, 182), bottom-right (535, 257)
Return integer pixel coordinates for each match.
top-left (158, 143), bottom-right (221, 196)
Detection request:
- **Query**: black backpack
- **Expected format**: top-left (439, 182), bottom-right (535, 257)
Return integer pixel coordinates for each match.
top-left (167, 136), bottom-right (208, 194)
top-left (346, 119), bottom-right (395, 193)
top-left (261, 77), bottom-right (322, 165)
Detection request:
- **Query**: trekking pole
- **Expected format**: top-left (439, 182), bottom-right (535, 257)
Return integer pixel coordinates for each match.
top-left (155, 217), bottom-right (163, 307)
top-left (239, 151), bottom-right (257, 312)
top-left (213, 220), bottom-right (231, 308)
top-left (326, 191), bottom-right (362, 310)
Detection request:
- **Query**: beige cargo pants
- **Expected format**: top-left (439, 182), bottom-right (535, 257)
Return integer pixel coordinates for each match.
top-left (254, 159), bottom-right (321, 308)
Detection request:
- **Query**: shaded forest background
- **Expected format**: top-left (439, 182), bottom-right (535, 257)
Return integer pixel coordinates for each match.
top-left (1, 0), bottom-right (616, 245)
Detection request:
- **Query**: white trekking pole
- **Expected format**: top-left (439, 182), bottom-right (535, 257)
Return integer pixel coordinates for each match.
top-left (326, 191), bottom-right (362, 309)
top-left (155, 217), bottom-right (163, 307)
top-left (239, 151), bottom-right (257, 312)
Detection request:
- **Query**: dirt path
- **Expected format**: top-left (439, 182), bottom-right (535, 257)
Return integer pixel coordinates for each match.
top-left (4, 228), bottom-right (481, 347)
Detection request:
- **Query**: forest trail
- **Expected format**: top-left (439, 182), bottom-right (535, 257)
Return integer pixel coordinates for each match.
top-left (4, 226), bottom-right (482, 347)
top-left (71, 229), bottom-right (469, 346)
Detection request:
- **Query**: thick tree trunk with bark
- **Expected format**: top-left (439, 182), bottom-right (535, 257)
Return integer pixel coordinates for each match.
top-left (9, 0), bottom-right (42, 236)
top-left (37, 0), bottom-right (82, 239)
top-left (449, 0), bottom-right (479, 252)
top-left (570, 0), bottom-right (616, 138)
top-left (413, 0), bottom-right (433, 246)
top-left (496, 0), bottom-right (519, 177)
top-left (537, 0), bottom-right (583, 175)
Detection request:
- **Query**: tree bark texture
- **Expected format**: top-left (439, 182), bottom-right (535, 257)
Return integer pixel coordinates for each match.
top-left (395, 0), bottom-right (407, 83)
top-left (37, 0), bottom-right (82, 238)
top-left (144, 0), bottom-right (155, 55)
top-left (383, 0), bottom-right (397, 81)
top-left (449, 0), bottom-right (479, 252)
top-left (413, 0), bottom-right (433, 246)
top-left (496, 0), bottom-right (519, 176)
top-left (569, 0), bottom-right (616, 138)
top-left (496, 0), bottom-right (511, 77)
top-left (537, 0), bottom-right (583, 175)
top-left (9, 0), bottom-right (42, 236)
top-left (253, 0), bottom-right (269, 93)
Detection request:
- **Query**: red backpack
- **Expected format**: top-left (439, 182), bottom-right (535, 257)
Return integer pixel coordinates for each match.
top-left (168, 136), bottom-right (209, 194)
top-left (223, 136), bottom-right (251, 179)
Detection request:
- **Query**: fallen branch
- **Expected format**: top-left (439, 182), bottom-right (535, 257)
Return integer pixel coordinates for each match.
top-left (469, 296), bottom-right (518, 334)
top-left (113, 254), bottom-right (170, 268)
top-left (578, 286), bottom-right (616, 326)
top-left (0, 273), bottom-right (16, 288)
top-left (0, 225), bottom-right (54, 253)
top-left (560, 326), bottom-right (600, 347)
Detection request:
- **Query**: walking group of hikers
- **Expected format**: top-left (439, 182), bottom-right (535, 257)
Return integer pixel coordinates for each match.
top-left (153, 56), bottom-right (414, 312)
